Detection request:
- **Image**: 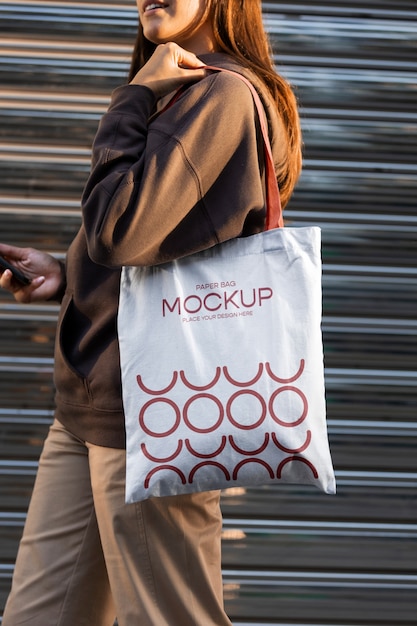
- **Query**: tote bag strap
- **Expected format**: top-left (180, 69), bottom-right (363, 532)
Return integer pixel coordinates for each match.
top-left (158, 65), bottom-right (283, 230)
top-left (204, 66), bottom-right (283, 230)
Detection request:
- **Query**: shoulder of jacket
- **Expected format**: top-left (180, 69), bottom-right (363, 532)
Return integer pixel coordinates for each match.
top-left (191, 69), bottom-right (258, 117)
top-left (151, 69), bottom-right (257, 126)
top-left (205, 66), bottom-right (255, 94)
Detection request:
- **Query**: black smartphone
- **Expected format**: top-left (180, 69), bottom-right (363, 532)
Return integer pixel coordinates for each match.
top-left (0, 255), bottom-right (32, 286)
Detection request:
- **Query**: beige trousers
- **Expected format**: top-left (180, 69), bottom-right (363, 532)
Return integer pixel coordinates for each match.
top-left (3, 419), bottom-right (233, 626)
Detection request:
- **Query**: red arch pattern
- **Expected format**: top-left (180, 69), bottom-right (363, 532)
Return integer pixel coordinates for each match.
top-left (233, 458), bottom-right (274, 480)
top-left (137, 371), bottom-right (178, 395)
top-left (185, 436), bottom-right (227, 458)
top-left (229, 433), bottom-right (270, 456)
top-left (265, 359), bottom-right (305, 383)
top-left (189, 461), bottom-right (231, 483)
top-left (223, 363), bottom-right (264, 387)
top-left (271, 430), bottom-right (312, 454)
top-left (144, 465), bottom-right (187, 488)
top-left (141, 439), bottom-right (183, 463)
top-left (180, 367), bottom-right (221, 390)
top-left (277, 456), bottom-right (319, 479)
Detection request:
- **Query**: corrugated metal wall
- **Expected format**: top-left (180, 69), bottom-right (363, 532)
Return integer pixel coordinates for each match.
top-left (1, 1), bottom-right (416, 624)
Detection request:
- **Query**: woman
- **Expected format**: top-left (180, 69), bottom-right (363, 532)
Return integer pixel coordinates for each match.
top-left (0, 1), bottom-right (301, 624)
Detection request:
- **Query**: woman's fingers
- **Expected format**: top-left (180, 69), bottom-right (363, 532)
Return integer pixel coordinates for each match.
top-left (0, 244), bottom-right (63, 303)
top-left (130, 43), bottom-right (206, 97)
top-left (173, 44), bottom-right (205, 69)
top-left (0, 269), bottom-right (45, 303)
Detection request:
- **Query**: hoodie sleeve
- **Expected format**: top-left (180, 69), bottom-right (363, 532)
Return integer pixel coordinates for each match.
top-left (81, 71), bottom-right (267, 267)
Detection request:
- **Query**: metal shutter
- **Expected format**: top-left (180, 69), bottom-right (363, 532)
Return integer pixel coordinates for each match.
top-left (1, 2), bottom-right (416, 624)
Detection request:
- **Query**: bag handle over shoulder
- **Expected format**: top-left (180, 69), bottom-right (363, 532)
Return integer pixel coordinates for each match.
top-left (159, 65), bottom-right (284, 230)
top-left (204, 66), bottom-right (283, 230)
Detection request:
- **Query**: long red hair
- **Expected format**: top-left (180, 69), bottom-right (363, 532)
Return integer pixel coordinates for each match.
top-left (128, 0), bottom-right (302, 208)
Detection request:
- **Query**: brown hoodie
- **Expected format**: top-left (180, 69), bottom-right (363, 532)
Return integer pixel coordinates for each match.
top-left (53, 52), bottom-right (288, 448)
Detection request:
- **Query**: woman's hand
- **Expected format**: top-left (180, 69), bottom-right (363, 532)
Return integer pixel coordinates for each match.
top-left (130, 42), bottom-right (206, 98)
top-left (0, 243), bottom-right (65, 303)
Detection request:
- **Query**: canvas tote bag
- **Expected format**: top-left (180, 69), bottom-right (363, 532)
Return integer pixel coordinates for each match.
top-left (118, 68), bottom-right (336, 502)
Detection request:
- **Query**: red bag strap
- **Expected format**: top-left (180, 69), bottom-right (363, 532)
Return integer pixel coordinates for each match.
top-left (158, 65), bottom-right (284, 230)
top-left (204, 66), bottom-right (283, 229)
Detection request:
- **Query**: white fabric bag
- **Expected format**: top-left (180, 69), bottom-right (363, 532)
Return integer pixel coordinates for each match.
top-left (118, 68), bottom-right (336, 502)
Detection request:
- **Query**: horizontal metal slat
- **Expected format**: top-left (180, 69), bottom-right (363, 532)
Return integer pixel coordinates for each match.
top-left (0, 2), bottom-right (136, 42)
top-left (0, 322), bottom-right (55, 357)
top-left (0, 301), bottom-right (60, 318)
top-left (321, 227), bottom-right (417, 268)
top-left (263, 1), bottom-right (417, 18)
top-left (222, 570), bottom-right (417, 624)
top-left (322, 278), bottom-right (417, 319)
top-left (0, 54), bottom-right (128, 94)
top-left (303, 118), bottom-right (417, 164)
top-left (0, 115), bottom-right (99, 148)
top-left (0, 215), bottom-right (80, 251)
top-left (290, 169), bottom-right (417, 215)
top-left (0, 162), bottom-right (89, 197)
top-left (0, 203), bottom-right (80, 219)
top-left (221, 481), bottom-right (417, 523)
top-left (0, 373), bottom-right (55, 410)
top-left (223, 570), bottom-right (417, 588)
top-left (323, 331), bottom-right (417, 371)
top-left (0, 408), bottom-right (53, 423)
top-left (268, 25), bottom-right (417, 69)
top-left (283, 66), bottom-right (417, 113)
